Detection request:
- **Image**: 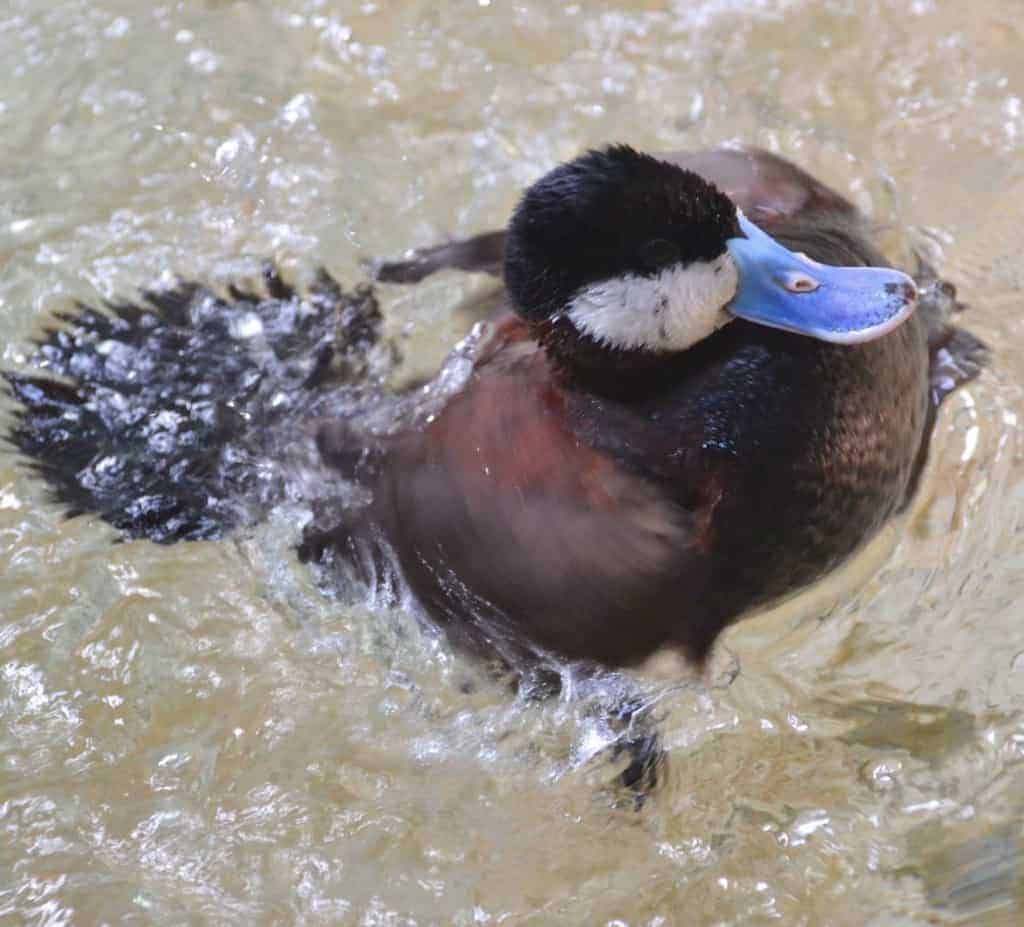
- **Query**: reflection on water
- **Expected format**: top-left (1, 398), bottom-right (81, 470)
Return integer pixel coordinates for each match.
top-left (2, 0), bottom-right (1023, 923)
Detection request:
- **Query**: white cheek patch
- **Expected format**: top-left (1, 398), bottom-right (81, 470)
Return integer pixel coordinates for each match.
top-left (566, 254), bottom-right (739, 353)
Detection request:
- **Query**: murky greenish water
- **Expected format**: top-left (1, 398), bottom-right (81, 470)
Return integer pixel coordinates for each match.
top-left (2, 1), bottom-right (1023, 924)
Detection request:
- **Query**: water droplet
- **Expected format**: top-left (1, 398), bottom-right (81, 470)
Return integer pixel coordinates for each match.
top-left (188, 48), bottom-right (220, 75)
top-left (104, 16), bottom-right (131, 39)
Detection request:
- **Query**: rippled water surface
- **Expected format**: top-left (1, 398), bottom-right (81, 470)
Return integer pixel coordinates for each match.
top-left (2, 1), bottom-right (1024, 924)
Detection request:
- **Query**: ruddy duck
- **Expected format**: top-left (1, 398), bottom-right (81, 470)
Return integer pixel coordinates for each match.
top-left (6, 146), bottom-right (985, 672)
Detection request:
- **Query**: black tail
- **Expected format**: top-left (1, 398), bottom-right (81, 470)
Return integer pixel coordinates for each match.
top-left (5, 263), bottom-right (387, 543)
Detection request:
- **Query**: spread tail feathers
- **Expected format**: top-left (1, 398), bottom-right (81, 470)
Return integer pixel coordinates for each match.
top-left (5, 264), bottom-right (386, 543)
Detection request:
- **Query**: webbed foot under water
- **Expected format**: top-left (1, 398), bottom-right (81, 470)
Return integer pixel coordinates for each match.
top-left (4, 146), bottom-right (987, 799)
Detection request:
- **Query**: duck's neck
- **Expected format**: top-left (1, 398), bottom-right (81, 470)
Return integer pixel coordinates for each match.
top-left (533, 316), bottom-right (687, 401)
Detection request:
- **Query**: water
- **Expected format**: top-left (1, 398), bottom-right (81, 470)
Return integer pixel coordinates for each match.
top-left (2, 0), bottom-right (1023, 923)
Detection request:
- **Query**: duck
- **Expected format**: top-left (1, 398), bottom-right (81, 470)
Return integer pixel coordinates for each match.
top-left (301, 144), bottom-right (982, 669)
top-left (6, 145), bottom-right (985, 673)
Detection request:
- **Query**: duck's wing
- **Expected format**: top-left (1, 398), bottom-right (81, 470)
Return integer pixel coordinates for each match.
top-left (373, 147), bottom-right (861, 283)
top-left (663, 147), bottom-right (860, 224)
top-left (374, 229), bottom-right (506, 283)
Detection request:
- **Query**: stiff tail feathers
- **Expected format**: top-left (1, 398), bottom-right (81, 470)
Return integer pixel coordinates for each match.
top-left (5, 263), bottom-right (388, 543)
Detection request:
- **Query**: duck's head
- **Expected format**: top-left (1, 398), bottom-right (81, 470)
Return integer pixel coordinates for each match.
top-left (504, 146), bottom-right (917, 380)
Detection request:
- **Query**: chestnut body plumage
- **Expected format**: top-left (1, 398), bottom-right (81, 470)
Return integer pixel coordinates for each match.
top-left (308, 146), bottom-right (982, 667)
top-left (359, 305), bottom-right (927, 666)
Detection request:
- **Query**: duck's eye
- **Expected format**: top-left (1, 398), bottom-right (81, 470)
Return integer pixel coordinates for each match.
top-left (781, 271), bottom-right (821, 294)
top-left (637, 238), bottom-right (680, 271)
